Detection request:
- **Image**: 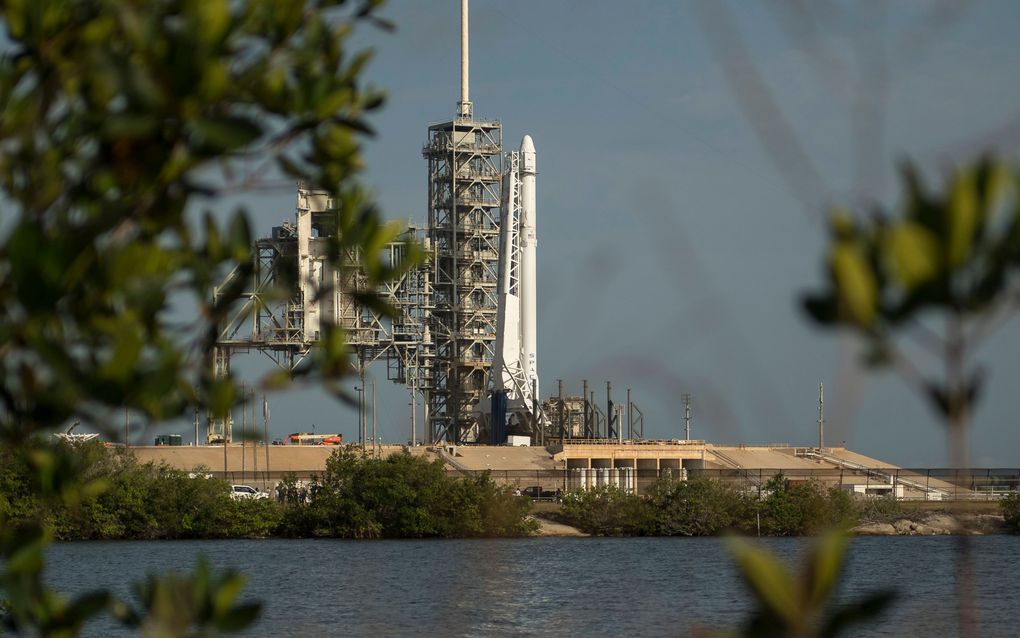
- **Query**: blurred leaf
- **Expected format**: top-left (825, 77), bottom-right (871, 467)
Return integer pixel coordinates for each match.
top-left (883, 221), bottom-right (939, 288)
top-left (190, 116), bottom-right (262, 152)
top-left (830, 243), bottom-right (876, 328)
top-left (802, 293), bottom-right (838, 325)
top-left (804, 530), bottom-right (847, 608)
top-left (214, 602), bottom-right (261, 631)
top-left (727, 537), bottom-right (801, 628)
top-left (947, 167), bottom-right (978, 267)
top-left (822, 591), bottom-right (896, 638)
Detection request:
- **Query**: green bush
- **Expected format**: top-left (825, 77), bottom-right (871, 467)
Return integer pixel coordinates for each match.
top-left (557, 474), bottom-right (863, 537)
top-left (2, 441), bottom-right (283, 540)
top-left (1001, 492), bottom-right (1020, 532)
top-left (756, 474), bottom-right (856, 536)
top-left (280, 447), bottom-right (537, 539)
top-left (559, 485), bottom-right (652, 536)
top-left (644, 475), bottom-right (755, 536)
top-left (853, 494), bottom-right (903, 522)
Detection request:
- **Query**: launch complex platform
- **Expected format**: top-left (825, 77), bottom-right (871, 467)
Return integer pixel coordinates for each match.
top-left (132, 441), bottom-right (983, 500)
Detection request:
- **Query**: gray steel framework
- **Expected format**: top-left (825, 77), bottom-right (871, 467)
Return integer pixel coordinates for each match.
top-left (423, 116), bottom-right (502, 444)
top-left (211, 186), bottom-right (434, 443)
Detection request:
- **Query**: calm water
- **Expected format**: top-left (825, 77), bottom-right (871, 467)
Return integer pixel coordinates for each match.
top-left (40, 536), bottom-right (1020, 637)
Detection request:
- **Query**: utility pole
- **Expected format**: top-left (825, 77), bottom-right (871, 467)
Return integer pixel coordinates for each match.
top-left (682, 393), bottom-right (692, 441)
top-left (626, 388), bottom-right (632, 439)
top-left (360, 367), bottom-right (367, 451)
top-left (251, 389), bottom-right (257, 481)
top-left (410, 391), bottom-right (416, 447)
top-left (263, 394), bottom-right (270, 488)
top-left (354, 386), bottom-right (363, 448)
top-left (371, 381), bottom-right (377, 458)
top-left (193, 406), bottom-right (199, 447)
top-left (557, 379), bottom-right (564, 441)
top-left (240, 386), bottom-right (246, 483)
top-left (818, 382), bottom-right (825, 451)
top-left (582, 379), bottom-right (589, 439)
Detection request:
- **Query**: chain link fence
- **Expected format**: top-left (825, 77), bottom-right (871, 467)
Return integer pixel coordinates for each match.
top-left (440, 467), bottom-right (1020, 500)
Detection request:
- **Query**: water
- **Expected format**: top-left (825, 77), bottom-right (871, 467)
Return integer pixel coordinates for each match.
top-left (40, 536), bottom-right (1020, 637)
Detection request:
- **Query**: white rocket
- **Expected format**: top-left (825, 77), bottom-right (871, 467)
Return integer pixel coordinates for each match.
top-left (519, 135), bottom-right (538, 390)
top-left (482, 135), bottom-right (542, 438)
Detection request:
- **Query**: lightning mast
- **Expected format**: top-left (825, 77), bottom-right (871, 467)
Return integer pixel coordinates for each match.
top-left (423, 0), bottom-right (502, 443)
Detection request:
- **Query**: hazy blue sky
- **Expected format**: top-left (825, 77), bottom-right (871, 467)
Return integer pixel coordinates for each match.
top-left (228, 1), bottom-right (1020, 467)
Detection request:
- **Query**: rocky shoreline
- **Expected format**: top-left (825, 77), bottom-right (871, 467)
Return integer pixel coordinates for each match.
top-left (850, 512), bottom-right (1007, 536)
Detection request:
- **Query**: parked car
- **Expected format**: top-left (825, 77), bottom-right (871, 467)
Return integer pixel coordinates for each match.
top-left (230, 484), bottom-right (268, 500)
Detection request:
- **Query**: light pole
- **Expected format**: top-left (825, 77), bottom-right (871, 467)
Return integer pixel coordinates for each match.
top-left (354, 386), bottom-right (364, 448)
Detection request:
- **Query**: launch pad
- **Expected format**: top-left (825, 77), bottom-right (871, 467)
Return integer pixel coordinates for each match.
top-left (209, 1), bottom-right (649, 447)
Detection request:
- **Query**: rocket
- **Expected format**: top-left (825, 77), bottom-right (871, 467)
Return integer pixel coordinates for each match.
top-left (519, 135), bottom-right (538, 391)
top-left (483, 134), bottom-right (541, 440)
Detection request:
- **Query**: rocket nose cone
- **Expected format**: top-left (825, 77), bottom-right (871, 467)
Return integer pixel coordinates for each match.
top-left (520, 134), bottom-right (535, 153)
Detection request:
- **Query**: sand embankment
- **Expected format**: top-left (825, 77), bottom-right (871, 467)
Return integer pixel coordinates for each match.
top-left (529, 515), bottom-right (588, 537)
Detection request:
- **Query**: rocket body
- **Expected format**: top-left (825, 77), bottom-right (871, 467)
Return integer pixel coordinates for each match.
top-left (480, 134), bottom-right (540, 436)
top-left (519, 135), bottom-right (538, 390)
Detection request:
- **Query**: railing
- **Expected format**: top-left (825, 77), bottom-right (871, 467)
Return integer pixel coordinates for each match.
top-left (796, 448), bottom-right (950, 499)
top-left (559, 438), bottom-right (706, 446)
top-left (438, 468), bottom-right (1020, 499)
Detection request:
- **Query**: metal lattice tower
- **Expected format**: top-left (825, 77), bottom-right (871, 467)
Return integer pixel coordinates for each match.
top-left (422, 117), bottom-right (502, 444)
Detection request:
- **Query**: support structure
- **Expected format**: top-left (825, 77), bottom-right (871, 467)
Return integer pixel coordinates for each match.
top-left (422, 116), bottom-right (501, 444)
top-left (210, 185), bottom-right (434, 443)
top-left (422, 1), bottom-right (503, 444)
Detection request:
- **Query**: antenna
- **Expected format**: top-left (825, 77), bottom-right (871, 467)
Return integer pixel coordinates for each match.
top-left (818, 382), bottom-right (825, 450)
top-left (682, 393), bottom-right (692, 440)
top-left (457, 0), bottom-right (472, 117)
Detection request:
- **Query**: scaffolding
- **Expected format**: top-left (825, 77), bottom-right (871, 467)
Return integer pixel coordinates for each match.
top-left (211, 185), bottom-right (433, 443)
top-left (423, 116), bottom-right (503, 444)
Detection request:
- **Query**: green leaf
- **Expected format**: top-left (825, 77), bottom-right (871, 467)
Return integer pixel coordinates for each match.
top-left (196, 0), bottom-right (231, 44)
top-left (822, 591), bottom-right (897, 638)
top-left (830, 243), bottom-right (877, 328)
top-left (212, 573), bottom-right (245, 617)
top-left (207, 378), bottom-right (236, 420)
top-left (726, 537), bottom-right (802, 628)
top-left (804, 530), bottom-right (848, 608)
top-left (802, 293), bottom-right (838, 325)
top-left (214, 602), bottom-right (261, 631)
top-left (947, 167), bottom-right (978, 267)
top-left (190, 116), bottom-right (262, 152)
top-left (883, 221), bottom-right (939, 288)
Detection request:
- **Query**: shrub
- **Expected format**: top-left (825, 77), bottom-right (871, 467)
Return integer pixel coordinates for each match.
top-left (559, 486), bottom-right (652, 536)
top-left (756, 474), bottom-right (856, 536)
top-left (644, 475), bottom-right (755, 536)
top-left (1001, 492), bottom-right (1020, 532)
top-left (2, 441), bottom-right (285, 540)
top-left (286, 447), bottom-right (537, 539)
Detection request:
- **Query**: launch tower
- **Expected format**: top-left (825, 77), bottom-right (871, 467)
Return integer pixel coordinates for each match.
top-left (422, 0), bottom-right (502, 443)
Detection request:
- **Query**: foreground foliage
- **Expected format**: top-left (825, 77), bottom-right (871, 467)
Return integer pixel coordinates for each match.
top-left (719, 531), bottom-right (895, 638)
top-left (0, 0), bottom-right (407, 634)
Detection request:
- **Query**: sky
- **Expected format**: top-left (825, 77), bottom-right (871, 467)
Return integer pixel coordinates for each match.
top-left (218, 1), bottom-right (1020, 467)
